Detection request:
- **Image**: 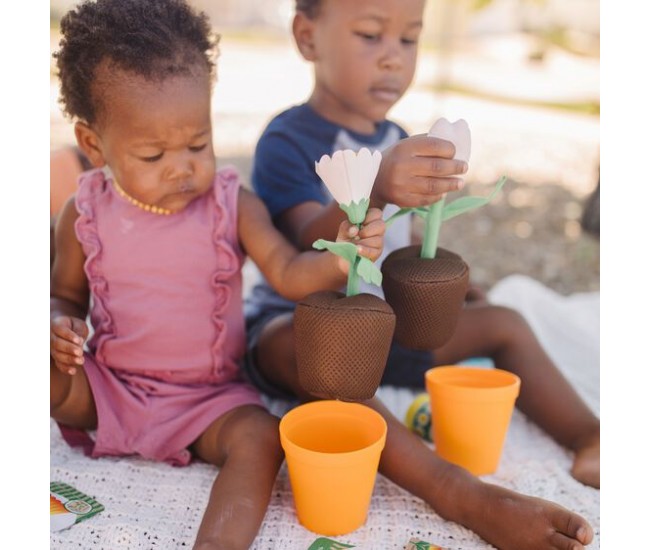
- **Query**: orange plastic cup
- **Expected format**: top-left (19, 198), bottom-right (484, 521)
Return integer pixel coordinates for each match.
top-left (425, 366), bottom-right (520, 475)
top-left (279, 400), bottom-right (387, 536)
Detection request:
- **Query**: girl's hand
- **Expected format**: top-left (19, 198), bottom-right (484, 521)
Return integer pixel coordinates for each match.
top-left (50, 315), bottom-right (89, 375)
top-left (335, 207), bottom-right (386, 271)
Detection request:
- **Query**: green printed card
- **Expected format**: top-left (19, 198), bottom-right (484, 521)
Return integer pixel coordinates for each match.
top-left (50, 481), bottom-right (104, 532)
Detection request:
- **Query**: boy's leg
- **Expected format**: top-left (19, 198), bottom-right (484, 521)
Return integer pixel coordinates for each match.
top-left (254, 316), bottom-right (594, 550)
top-left (190, 405), bottom-right (283, 550)
top-left (434, 305), bottom-right (600, 488)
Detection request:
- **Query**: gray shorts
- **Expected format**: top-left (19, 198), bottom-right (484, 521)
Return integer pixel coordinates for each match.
top-left (243, 307), bottom-right (435, 399)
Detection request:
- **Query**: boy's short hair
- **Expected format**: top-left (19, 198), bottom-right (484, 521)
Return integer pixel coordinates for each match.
top-left (54, 0), bottom-right (219, 124)
top-left (295, 0), bottom-right (322, 19)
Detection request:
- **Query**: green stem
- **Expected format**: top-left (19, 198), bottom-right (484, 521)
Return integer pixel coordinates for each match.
top-left (421, 199), bottom-right (445, 259)
top-left (347, 255), bottom-right (361, 296)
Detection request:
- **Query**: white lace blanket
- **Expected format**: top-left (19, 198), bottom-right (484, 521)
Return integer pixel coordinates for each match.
top-left (50, 275), bottom-right (600, 549)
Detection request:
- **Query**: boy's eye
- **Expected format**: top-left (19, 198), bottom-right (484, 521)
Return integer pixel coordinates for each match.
top-left (189, 143), bottom-right (208, 153)
top-left (140, 152), bottom-right (164, 163)
top-left (401, 37), bottom-right (418, 46)
top-left (355, 31), bottom-right (380, 42)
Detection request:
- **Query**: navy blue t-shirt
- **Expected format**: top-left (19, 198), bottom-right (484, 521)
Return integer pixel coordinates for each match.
top-left (246, 103), bottom-right (410, 317)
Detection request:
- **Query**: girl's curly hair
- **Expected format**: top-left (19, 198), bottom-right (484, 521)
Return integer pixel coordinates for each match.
top-left (54, 0), bottom-right (219, 124)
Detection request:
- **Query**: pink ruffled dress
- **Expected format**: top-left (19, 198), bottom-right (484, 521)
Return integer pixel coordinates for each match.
top-left (69, 167), bottom-right (264, 466)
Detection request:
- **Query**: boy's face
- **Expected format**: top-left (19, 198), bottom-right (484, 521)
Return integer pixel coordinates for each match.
top-left (299, 0), bottom-right (425, 134)
top-left (77, 63), bottom-right (216, 214)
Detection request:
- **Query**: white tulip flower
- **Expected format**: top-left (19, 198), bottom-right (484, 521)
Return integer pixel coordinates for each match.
top-left (315, 147), bottom-right (382, 224)
top-left (428, 118), bottom-right (471, 163)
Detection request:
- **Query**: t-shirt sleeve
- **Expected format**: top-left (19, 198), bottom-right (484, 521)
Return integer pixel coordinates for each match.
top-left (252, 132), bottom-right (327, 219)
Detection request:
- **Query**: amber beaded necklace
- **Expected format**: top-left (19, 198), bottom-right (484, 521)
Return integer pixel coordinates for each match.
top-left (113, 180), bottom-right (172, 215)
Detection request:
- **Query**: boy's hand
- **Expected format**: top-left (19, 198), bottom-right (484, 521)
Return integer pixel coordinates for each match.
top-left (335, 207), bottom-right (385, 271)
top-left (50, 315), bottom-right (89, 375)
top-left (372, 134), bottom-right (469, 209)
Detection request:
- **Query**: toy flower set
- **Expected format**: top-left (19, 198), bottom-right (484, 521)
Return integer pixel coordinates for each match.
top-left (281, 118), bottom-right (510, 538)
top-left (294, 148), bottom-right (396, 402)
top-left (294, 118), bottom-right (506, 400)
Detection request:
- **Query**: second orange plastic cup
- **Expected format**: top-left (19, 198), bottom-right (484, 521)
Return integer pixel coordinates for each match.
top-left (279, 400), bottom-right (387, 536)
top-left (425, 366), bottom-right (520, 475)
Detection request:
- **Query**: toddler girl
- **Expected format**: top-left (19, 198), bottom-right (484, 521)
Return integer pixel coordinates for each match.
top-left (49, 1), bottom-right (384, 548)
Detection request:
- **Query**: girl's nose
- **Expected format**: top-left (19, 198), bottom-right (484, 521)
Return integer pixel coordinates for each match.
top-left (166, 151), bottom-right (194, 180)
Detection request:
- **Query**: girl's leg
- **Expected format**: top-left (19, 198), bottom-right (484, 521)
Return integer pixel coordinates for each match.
top-left (254, 316), bottom-right (594, 550)
top-left (435, 305), bottom-right (600, 488)
top-left (50, 359), bottom-right (97, 429)
top-left (191, 405), bottom-right (283, 550)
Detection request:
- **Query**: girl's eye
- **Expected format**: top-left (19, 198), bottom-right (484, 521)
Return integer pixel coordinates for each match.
top-left (189, 144), bottom-right (208, 153)
top-left (401, 37), bottom-right (418, 46)
top-left (140, 152), bottom-right (163, 163)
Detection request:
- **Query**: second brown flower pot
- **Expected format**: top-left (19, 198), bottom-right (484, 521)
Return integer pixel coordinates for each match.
top-left (381, 245), bottom-right (469, 351)
top-left (294, 290), bottom-right (396, 401)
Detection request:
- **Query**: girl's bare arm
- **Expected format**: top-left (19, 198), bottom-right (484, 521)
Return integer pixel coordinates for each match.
top-left (237, 188), bottom-right (384, 302)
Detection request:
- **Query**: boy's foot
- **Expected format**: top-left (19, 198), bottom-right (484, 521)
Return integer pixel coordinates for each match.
top-left (442, 469), bottom-right (594, 550)
top-left (571, 433), bottom-right (600, 489)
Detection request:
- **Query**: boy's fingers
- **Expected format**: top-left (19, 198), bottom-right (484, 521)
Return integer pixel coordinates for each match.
top-left (409, 156), bottom-right (468, 178)
top-left (405, 134), bottom-right (457, 159)
top-left (411, 175), bottom-right (465, 197)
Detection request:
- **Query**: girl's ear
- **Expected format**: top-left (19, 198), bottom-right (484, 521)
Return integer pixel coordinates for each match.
top-left (292, 12), bottom-right (317, 61)
top-left (74, 122), bottom-right (106, 168)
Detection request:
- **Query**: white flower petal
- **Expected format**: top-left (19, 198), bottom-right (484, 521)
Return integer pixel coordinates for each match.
top-left (315, 147), bottom-right (382, 206)
top-left (428, 118), bottom-right (472, 163)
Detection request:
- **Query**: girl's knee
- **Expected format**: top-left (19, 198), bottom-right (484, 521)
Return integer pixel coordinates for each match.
top-left (229, 408), bottom-right (282, 457)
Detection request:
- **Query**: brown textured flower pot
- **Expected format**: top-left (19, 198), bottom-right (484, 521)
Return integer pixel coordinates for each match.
top-left (381, 245), bottom-right (469, 351)
top-left (294, 290), bottom-right (396, 401)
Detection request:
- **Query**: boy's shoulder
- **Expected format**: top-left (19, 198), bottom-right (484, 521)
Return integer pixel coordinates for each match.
top-left (257, 102), bottom-right (408, 156)
top-left (261, 103), bottom-right (335, 141)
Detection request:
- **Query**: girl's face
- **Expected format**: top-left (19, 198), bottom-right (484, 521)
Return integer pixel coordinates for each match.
top-left (86, 66), bottom-right (216, 214)
top-left (305, 0), bottom-right (425, 134)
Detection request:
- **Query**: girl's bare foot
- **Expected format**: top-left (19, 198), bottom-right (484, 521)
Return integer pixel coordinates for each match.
top-left (571, 432), bottom-right (600, 488)
top-left (440, 469), bottom-right (594, 550)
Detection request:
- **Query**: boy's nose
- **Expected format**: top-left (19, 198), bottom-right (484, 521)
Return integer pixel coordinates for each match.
top-left (379, 42), bottom-right (404, 70)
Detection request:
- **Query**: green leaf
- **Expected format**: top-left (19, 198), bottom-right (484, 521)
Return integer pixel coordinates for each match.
top-left (356, 256), bottom-right (383, 286)
top-left (307, 537), bottom-right (356, 550)
top-left (442, 175), bottom-right (506, 221)
top-left (385, 206), bottom-right (429, 226)
top-left (313, 240), bottom-right (358, 265)
top-left (385, 207), bottom-right (413, 227)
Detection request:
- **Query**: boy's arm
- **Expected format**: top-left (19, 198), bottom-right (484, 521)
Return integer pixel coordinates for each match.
top-left (270, 134), bottom-right (468, 251)
top-left (238, 188), bottom-right (383, 301)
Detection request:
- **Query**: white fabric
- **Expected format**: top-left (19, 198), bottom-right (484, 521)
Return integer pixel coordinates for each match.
top-left (51, 274), bottom-right (600, 549)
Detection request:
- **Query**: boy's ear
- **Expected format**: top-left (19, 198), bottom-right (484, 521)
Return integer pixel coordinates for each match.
top-left (74, 122), bottom-right (106, 168)
top-left (292, 12), bottom-right (317, 61)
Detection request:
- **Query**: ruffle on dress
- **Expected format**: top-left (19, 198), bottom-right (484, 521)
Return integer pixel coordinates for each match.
top-left (208, 167), bottom-right (245, 380)
top-left (74, 169), bottom-right (115, 364)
